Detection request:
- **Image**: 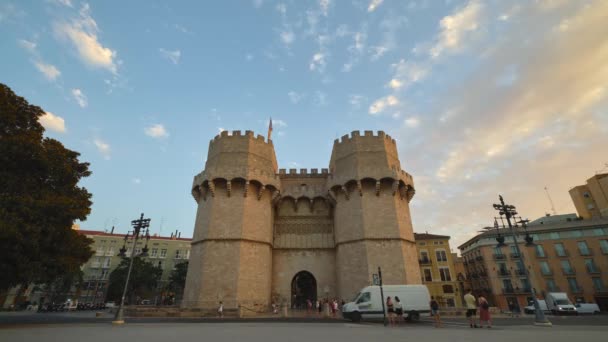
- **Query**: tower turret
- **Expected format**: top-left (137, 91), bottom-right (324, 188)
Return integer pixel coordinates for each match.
top-left (329, 131), bottom-right (418, 300)
top-left (183, 130), bottom-right (279, 310)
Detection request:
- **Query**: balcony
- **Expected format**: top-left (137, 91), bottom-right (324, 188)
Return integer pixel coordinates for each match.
top-left (515, 287), bottom-right (532, 294)
top-left (514, 269), bottom-right (527, 276)
top-left (493, 254), bottom-right (506, 260)
top-left (556, 250), bottom-right (570, 258)
top-left (475, 255), bottom-right (484, 261)
top-left (586, 266), bottom-right (601, 274)
top-left (497, 269), bottom-right (511, 277)
top-left (510, 253), bottom-right (520, 260)
top-left (541, 269), bottom-right (553, 277)
top-left (579, 248), bottom-right (593, 256)
top-left (90, 262), bottom-right (101, 268)
top-left (535, 252), bottom-right (548, 259)
top-left (570, 287), bottom-right (583, 294)
top-left (562, 268), bottom-right (576, 276)
top-left (419, 258), bottom-right (432, 265)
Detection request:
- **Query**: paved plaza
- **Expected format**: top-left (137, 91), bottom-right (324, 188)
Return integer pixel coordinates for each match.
top-left (2, 315), bottom-right (608, 342)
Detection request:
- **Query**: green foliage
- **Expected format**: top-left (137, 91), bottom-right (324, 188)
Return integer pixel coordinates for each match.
top-left (168, 261), bottom-right (188, 291)
top-left (0, 83), bottom-right (94, 291)
top-left (106, 257), bottom-right (162, 303)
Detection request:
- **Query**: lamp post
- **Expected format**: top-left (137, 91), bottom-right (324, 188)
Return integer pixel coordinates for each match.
top-left (492, 195), bottom-right (551, 327)
top-left (112, 213), bottom-right (151, 325)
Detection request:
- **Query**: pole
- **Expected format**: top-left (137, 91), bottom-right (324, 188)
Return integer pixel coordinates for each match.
top-left (378, 267), bottom-right (387, 326)
top-left (499, 195), bottom-right (551, 327)
top-left (112, 233), bottom-right (138, 324)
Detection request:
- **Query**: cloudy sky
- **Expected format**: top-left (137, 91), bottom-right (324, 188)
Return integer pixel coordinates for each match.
top-left (2, 0), bottom-right (607, 250)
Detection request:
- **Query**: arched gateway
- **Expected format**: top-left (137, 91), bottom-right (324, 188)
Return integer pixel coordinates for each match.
top-left (291, 271), bottom-right (317, 309)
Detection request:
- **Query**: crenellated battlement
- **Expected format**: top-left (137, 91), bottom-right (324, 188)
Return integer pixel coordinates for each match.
top-left (210, 130), bottom-right (272, 145)
top-left (277, 168), bottom-right (330, 177)
top-left (332, 130), bottom-right (397, 146)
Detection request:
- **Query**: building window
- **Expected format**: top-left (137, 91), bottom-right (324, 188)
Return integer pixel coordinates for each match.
top-left (535, 245), bottom-right (546, 258)
top-left (593, 229), bottom-right (604, 236)
top-left (520, 278), bottom-right (531, 291)
top-left (185, 249), bottom-right (190, 259)
top-left (106, 246), bottom-right (115, 256)
top-left (584, 259), bottom-right (599, 273)
top-left (100, 269), bottom-right (109, 280)
top-left (102, 257), bottom-right (111, 268)
top-left (442, 285), bottom-right (454, 293)
top-left (96, 247), bottom-right (105, 256)
top-left (510, 246), bottom-right (519, 257)
top-left (420, 251), bottom-right (430, 263)
top-left (578, 241), bottom-right (591, 255)
top-left (436, 250), bottom-right (448, 262)
top-left (439, 267), bottom-right (452, 281)
top-left (151, 248), bottom-right (158, 258)
top-left (419, 242), bottom-right (426, 246)
top-left (561, 260), bottom-right (574, 275)
top-left (160, 249), bottom-right (167, 258)
top-left (446, 298), bottom-right (455, 307)
top-left (539, 261), bottom-right (551, 275)
top-left (600, 240), bottom-right (608, 254)
top-left (134, 248), bottom-right (142, 255)
top-left (423, 268), bottom-right (432, 282)
top-left (503, 279), bottom-right (513, 291)
top-left (583, 192), bottom-right (590, 198)
top-left (554, 243), bottom-right (567, 257)
top-left (550, 232), bottom-right (560, 240)
top-left (175, 250), bottom-right (182, 259)
top-left (567, 278), bottom-right (580, 293)
top-left (546, 278), bottom-right (558, 292)
top-left (592, 277), bottom-right (604, 291)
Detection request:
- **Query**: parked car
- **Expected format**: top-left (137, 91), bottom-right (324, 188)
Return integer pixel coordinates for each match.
top-left (105, 301), bottom-right (116, 309)
top-left (140, 299), bottom-right (152, 305)
top-left (524, 299), bottom-right (549, 314)
top-left (575, 303), bottom-right (600, 315)
top-left (342, 285), bottom-right (431, 322)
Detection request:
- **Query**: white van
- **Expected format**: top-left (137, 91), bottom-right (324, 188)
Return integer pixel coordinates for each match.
top-left (342, 285), bottom-right (431, 322)
top-left (546, 292), bottom-right (577, 315)
top-left (575, 303), bottom-right (600, 315)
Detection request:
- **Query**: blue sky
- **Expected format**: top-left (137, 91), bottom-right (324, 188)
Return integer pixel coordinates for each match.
top-left (2, 0), bottom-right (607, 249)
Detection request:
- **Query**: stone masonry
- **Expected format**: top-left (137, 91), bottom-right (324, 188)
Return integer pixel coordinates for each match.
top-left (182, 130), bottom-right (420, 310)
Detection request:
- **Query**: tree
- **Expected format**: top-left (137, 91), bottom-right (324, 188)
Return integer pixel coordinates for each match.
top-left (0, 83), bottom-right (94, 291)
top-left (168, 261), bottom-right (188, 292)
top-left (106, 257), bottom-right (162, 303)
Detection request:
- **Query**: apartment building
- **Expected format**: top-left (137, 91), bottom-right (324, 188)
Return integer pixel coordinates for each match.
top-left (458, 215), bottom-right (608, 312)
top-left (570, 173), bottom-right (608, 219)
top-left (415, 233), bottom-right (463, 307)
top-left (78, 229), bottom-right (192, 304)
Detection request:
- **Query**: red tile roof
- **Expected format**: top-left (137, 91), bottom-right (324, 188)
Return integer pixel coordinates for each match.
top-left (78, 229), bottom-right (192, 241)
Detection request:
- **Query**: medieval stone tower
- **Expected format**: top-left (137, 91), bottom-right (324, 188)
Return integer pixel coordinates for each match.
top-left (182, 130), bottom-right (419, 310)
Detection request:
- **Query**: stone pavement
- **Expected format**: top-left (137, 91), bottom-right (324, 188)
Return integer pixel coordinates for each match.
top-left (1, 322), bottom-right (607, 342)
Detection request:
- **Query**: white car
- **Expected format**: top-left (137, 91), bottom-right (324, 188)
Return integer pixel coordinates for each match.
top-left (575, 303), bottom-right (600, 315)
top-left (105, 301), bottom-right (116, 309)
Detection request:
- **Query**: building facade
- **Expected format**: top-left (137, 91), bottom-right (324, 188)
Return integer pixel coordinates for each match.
top-left (570, 173), bottom-right (608, 219)
top-left (78, 229), bottom-right (192, 304)
top-left (183, 130), bottom-right (420, 310)
top-left (415, 233), bottom-right (463, 307)
top-left (458, 216), bottom-right (608, 312)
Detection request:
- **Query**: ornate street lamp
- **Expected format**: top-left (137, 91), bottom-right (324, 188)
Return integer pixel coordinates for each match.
top-left (492, 195), bottom-right (551, 327)
top-left (112, 213), bottom-right (151, 325)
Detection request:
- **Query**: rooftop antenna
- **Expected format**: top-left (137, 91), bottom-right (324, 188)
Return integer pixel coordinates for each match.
top-left (544, 186), bottom-right (557, 216)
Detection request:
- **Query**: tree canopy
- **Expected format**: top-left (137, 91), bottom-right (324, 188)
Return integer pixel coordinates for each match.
top-left (0, 83), bottom-right (94, 291)
top-left (106, 257), bottom-right (162, 303)
top-left (168, 261), bottom-right (188, 291)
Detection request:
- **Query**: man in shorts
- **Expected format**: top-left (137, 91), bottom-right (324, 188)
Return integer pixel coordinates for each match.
top-left (464, 289), bottom-right (478, 328)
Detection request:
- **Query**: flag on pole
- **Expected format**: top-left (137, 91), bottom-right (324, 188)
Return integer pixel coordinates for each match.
top-left (268, 117), bottom-right (273, 141)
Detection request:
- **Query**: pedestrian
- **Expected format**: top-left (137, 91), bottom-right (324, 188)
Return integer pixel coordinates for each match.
top-left (386, 296), bottom-right (395, 326)
top-left (430, 296), bottom-right (441, 328)
top-left (217, 301), bottom-right (224, 318)
top-left (508, 301), bottom-right (515, 317)
top-left (331, 299), bottom-right (337, 317)
top-left (394, 296), bottom-right (403, 325)
top-left (307, 298), bottom-right (313, 315)
top-left (464, 289), bottom-right (478, 328)
top-left (478, 296), bottom-right (492, 328)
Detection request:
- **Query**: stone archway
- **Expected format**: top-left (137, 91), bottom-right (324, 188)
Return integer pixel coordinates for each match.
top-left (291, 271), bottom-right (317, 309)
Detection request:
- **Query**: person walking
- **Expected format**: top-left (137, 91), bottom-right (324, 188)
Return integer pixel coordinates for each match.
top-left (394, 296), bottom-right (403, 325)
top-left (464, 289), bottom-right (478, 328)
top-left (430, 296), bottom-right (441, 328)
top-left (217, 301), bottom-right (224, 318)
top-left (478, 296), bottom-right (492, 328)
top-left (386, 296), bottom-right (395, 326)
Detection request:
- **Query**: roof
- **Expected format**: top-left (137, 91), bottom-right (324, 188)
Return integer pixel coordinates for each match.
top-left (457, 216), bottom-right (608, 250)
top-left (78, 229), bottom-right (192, 242)
top-left (414, 232), bottom-right (451, 240)
top-left (528, 213), bottom-right (578, 226)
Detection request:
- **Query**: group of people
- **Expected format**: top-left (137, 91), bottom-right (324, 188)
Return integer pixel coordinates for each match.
top-left (306, 298), bottom-right (343, 317)
top-left (464, 289), bottom-right (492, 328)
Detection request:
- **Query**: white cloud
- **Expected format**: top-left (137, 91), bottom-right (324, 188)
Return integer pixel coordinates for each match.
top-left (39, 111), bottom-right (66, 133)
top-left (245, 53), bottom-right (254, 61)
top-left (280, 31), bottom-right (295, 45)
top-left (429, 0), bottom-right (483, 58)
top-left (288, 91), bottom-right (305, 104)
top-left (269, 118), bottom-right (287, 127)
top-left (319, 0), bottom-right (331, 16)
top-left (349, 94), bottom-right (366, 109)
top-left (388, 79), bottom-right (402, 89)
top-left (18, 39), bottom-right (36, 52)
top-left (54, 3), bottom-right (118, 73)
top-left (368, 0), bottom-right (384, 12)
top-left (404, 117), bottom-right (420, 128)
top-left (34, 61), bottom-right (61, 81)
top-left (52, 0), bottom-right (73, 7)
top-left (309, 52), bottom-right (326, 72)
top-left (94, 138), bottom-right (110, 159)
top-left (159, 48), bottom-right (181, 64)
top-left (144, 124), bottom-right (169, 139)
top-left (369, 16), bottom-right (408, 61)
top-left (132, 178), bottom-right (141, 184)
top-left (389, 59), bottom-right (429, 89)
top-left (369, 95), bottom-right (399, 115)
top-left (71, 88), bottom-right (88, 108)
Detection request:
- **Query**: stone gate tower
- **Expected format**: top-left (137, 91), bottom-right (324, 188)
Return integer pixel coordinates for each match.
top-left (183, 130), bottom-right (419, 311)
top-left (183, 130), bottom-right (279, 309)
